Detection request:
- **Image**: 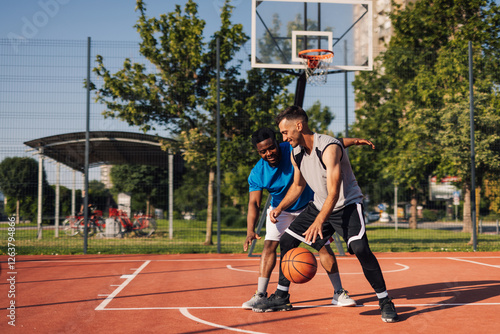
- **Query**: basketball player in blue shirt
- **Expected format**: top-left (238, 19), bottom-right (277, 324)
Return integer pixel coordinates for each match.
top-left (243, 127), bottom-right (373, 311)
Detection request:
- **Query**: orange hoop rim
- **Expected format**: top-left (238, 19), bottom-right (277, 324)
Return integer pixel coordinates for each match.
top-left (298, 49), bottom-right (334, 60)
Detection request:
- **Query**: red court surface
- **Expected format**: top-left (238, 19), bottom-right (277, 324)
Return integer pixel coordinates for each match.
top-left (1, 252), bottom-right (500, 333)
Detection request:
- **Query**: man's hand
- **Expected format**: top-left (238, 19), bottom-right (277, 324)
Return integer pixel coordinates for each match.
top-left (269, 207), bottom-right (283, 223)
top-left (303, 220), bottom-right (324, 244)
top-left (243, 232), bottom-right (261, 252)
top-left (354, 138), bottom-right (375, 149)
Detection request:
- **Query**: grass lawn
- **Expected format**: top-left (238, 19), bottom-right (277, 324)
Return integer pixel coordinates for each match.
top-left (2, 219), bottom-right (499, 255)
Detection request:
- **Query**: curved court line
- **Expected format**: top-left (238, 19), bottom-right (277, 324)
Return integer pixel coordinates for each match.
top-left (180, 308), bottom-right (267, 334)
top-left (226, 263), bottom-right (409, 275)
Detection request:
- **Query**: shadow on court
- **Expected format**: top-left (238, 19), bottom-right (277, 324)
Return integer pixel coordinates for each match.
top-left (354, 280), bottom-right (500, 321)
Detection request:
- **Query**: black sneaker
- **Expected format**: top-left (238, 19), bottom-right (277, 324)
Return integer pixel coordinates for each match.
top-left (252, 293), bottom-right (293, 313)
top-left (379, 297), bottom-right (399, 323)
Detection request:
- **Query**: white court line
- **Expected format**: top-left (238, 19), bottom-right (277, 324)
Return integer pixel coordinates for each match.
top-left (95, 260), bottom-right (151, 311)
top-left (447, 257), bottom-right (500, 268)
top-left (16, 256), bottom-right (500, 264)
top-left (226, 263), bottom-right (409, 274)
top-left (180, 308), bottom-right (267, 334)
top-left (96, 301), bottom-right (500, 311)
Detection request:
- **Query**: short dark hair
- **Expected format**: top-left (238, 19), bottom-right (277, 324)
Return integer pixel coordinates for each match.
top-left (275, 105), bottom-right (308, 126)
top-left (252, 127), bottom-right (276, 147)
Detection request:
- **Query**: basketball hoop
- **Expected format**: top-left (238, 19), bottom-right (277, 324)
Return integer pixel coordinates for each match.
top-left (298, 49), bottom-right (334, 85)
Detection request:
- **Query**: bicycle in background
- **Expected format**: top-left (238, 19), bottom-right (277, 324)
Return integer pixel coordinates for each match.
top-left (108, 208), bottom-right (157, 237)
top-left (62, 207), bottom-right (104, 237)
top-left (62, 215), bottom-right (82, 236)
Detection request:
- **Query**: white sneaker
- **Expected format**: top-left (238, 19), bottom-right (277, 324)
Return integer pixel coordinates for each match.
top-left (332, 289), bottom-right (356, 307)
top-left (242, 292), bottom-right (267, 309)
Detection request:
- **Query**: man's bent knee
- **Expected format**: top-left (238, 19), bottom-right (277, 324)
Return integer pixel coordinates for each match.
top-left (349, 238), bottom-right (372, 257)
top-left (262, 240), bottom-right (280, 254)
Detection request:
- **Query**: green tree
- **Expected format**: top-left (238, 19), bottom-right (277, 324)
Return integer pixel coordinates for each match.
top-left (351, 0), bottom-right (500, 234)
top-left (484, 173), bottom-right (500, 216)
top-left (50, 185), bottom-right (77, 217)
top-left (87, 180), bottom-right (113, 212)
top-left (92, 1), bottom-right (294, 245)
top-left (111, 165), bottom-right (167, 215)
top-left (0, 157), bottom-right (53, 224)
top-left (306, 100), bottom-right (334, 134)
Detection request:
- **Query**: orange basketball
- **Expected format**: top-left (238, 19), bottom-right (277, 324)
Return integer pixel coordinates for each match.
top-left (281, 247), bottom-right (317, 284)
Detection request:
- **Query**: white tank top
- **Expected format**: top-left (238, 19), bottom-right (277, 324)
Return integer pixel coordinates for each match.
top-left (292, 133), bottom-right (363, 212)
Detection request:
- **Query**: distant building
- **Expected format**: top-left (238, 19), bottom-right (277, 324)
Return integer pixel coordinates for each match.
top-left (355, 0), bottom-right (416, 61)
top-left (354, 0), bottom-right (417, 112)
top-left (100, 165), bottom-right (113, 189)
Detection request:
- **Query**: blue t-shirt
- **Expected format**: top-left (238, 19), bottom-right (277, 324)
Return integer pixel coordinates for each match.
top-left (248, 142), bottom-right (314, 212)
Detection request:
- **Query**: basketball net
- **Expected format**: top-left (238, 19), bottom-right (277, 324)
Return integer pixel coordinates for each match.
top-left (298, 49), bottom-right (334, 86)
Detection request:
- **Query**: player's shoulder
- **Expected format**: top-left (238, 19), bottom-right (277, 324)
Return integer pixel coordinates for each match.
top-left (317, 133), bottom-right (340, 144)
top-left (248, 160), bottom-right (265, 185)
top-left (251, 157), bottom-right (267, 171)
top-left (279, 141), bottom-right (291, 153)
top-left (316, 134), bottom-right (342, 151)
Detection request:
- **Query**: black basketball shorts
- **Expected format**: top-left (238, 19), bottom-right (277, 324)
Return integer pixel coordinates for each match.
top-left (283, 202), bottom-right (366, 254)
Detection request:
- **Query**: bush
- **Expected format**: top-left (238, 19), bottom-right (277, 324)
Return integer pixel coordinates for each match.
top-left (422, 209), bottom-right (439, 221)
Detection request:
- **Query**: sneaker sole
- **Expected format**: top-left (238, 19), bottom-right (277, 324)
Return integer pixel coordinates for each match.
top-left (381, 316), bottom-right (399, 323)
top-left (332, 300), bottom-right (356, 307)
top-left (252, 305), bottom-right (292, 313)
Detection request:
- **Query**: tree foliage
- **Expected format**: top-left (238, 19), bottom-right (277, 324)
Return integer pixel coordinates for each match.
top-left (91, 0), bottom-right (300, 245)
top-left (111, 164), bottom-right (168, 214)
top-left (350, 0), bottom-right (500, 230)
top-left (0, 157), bottom-right (53, 223)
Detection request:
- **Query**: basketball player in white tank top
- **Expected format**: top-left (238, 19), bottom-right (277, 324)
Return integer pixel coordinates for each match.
top-left (262, 106), bottom-right (399, 323)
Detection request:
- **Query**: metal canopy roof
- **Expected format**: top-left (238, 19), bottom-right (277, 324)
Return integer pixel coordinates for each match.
top-left (24, 131), bottom-right (175, 172)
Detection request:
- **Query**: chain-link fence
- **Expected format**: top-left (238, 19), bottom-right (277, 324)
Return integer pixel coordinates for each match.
top-left (1, 39), bottom-right (499, 255)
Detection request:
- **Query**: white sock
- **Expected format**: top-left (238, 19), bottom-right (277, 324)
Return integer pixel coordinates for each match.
top-left (377, 291), bottom-right (389, 299)
top-left (257, 277), bottom-right (269, 294)
top-left (328, 272), bottom-right (342, 292)
top-left (277, 284), bottom-right (289, 294)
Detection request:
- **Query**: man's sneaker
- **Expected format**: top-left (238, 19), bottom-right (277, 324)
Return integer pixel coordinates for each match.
top-left (379, 297), bottom-right (399, 323)
top-left (332, 289), bottom-right (356, 307)
top-left (242, 292), bottom-right (267, 310)
top-left (252, 293), bottom-right (293, 313)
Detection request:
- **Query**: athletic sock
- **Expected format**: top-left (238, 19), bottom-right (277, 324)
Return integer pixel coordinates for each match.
top-left (276, 285), bottom-right (289, 298)
top-left (257, 277), bottom-right (269, 294)
top-left (328, 272), bottom-right (342, 292)
top-left (376, 291), bottom-right (389, 300)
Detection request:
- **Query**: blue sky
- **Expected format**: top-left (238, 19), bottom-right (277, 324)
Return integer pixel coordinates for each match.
top-left (1, 0), bottom-right (247, 41)
top-left (0, 0), bottom-right (355, 188)
top-left (2, 0), bottom-right (498, 190)
top-left (3, 0), bottom-right (499, 42)
top-left (0, 0), bottom-right (355, 135)
top-left (0, 1), bottom-right (253, 188)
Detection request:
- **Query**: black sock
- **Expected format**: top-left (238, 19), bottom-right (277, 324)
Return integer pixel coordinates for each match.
top-left (276, 289), bottom-right (288, 298)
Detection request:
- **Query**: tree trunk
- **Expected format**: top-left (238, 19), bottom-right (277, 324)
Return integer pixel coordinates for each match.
top-left (16, 198), bottom-right (20, 224)
top-left (409, 190), bottom-right (418, 229)
top-left (204, 169), bottom-right (215, 246)
top-left (462, 183), bottom-right (473, 233)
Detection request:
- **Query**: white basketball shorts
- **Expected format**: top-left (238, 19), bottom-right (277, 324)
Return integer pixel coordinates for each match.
top-left (264, 206), bottom-right (304, 241)
top-left (265, 205), bottom-right (332, 246)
